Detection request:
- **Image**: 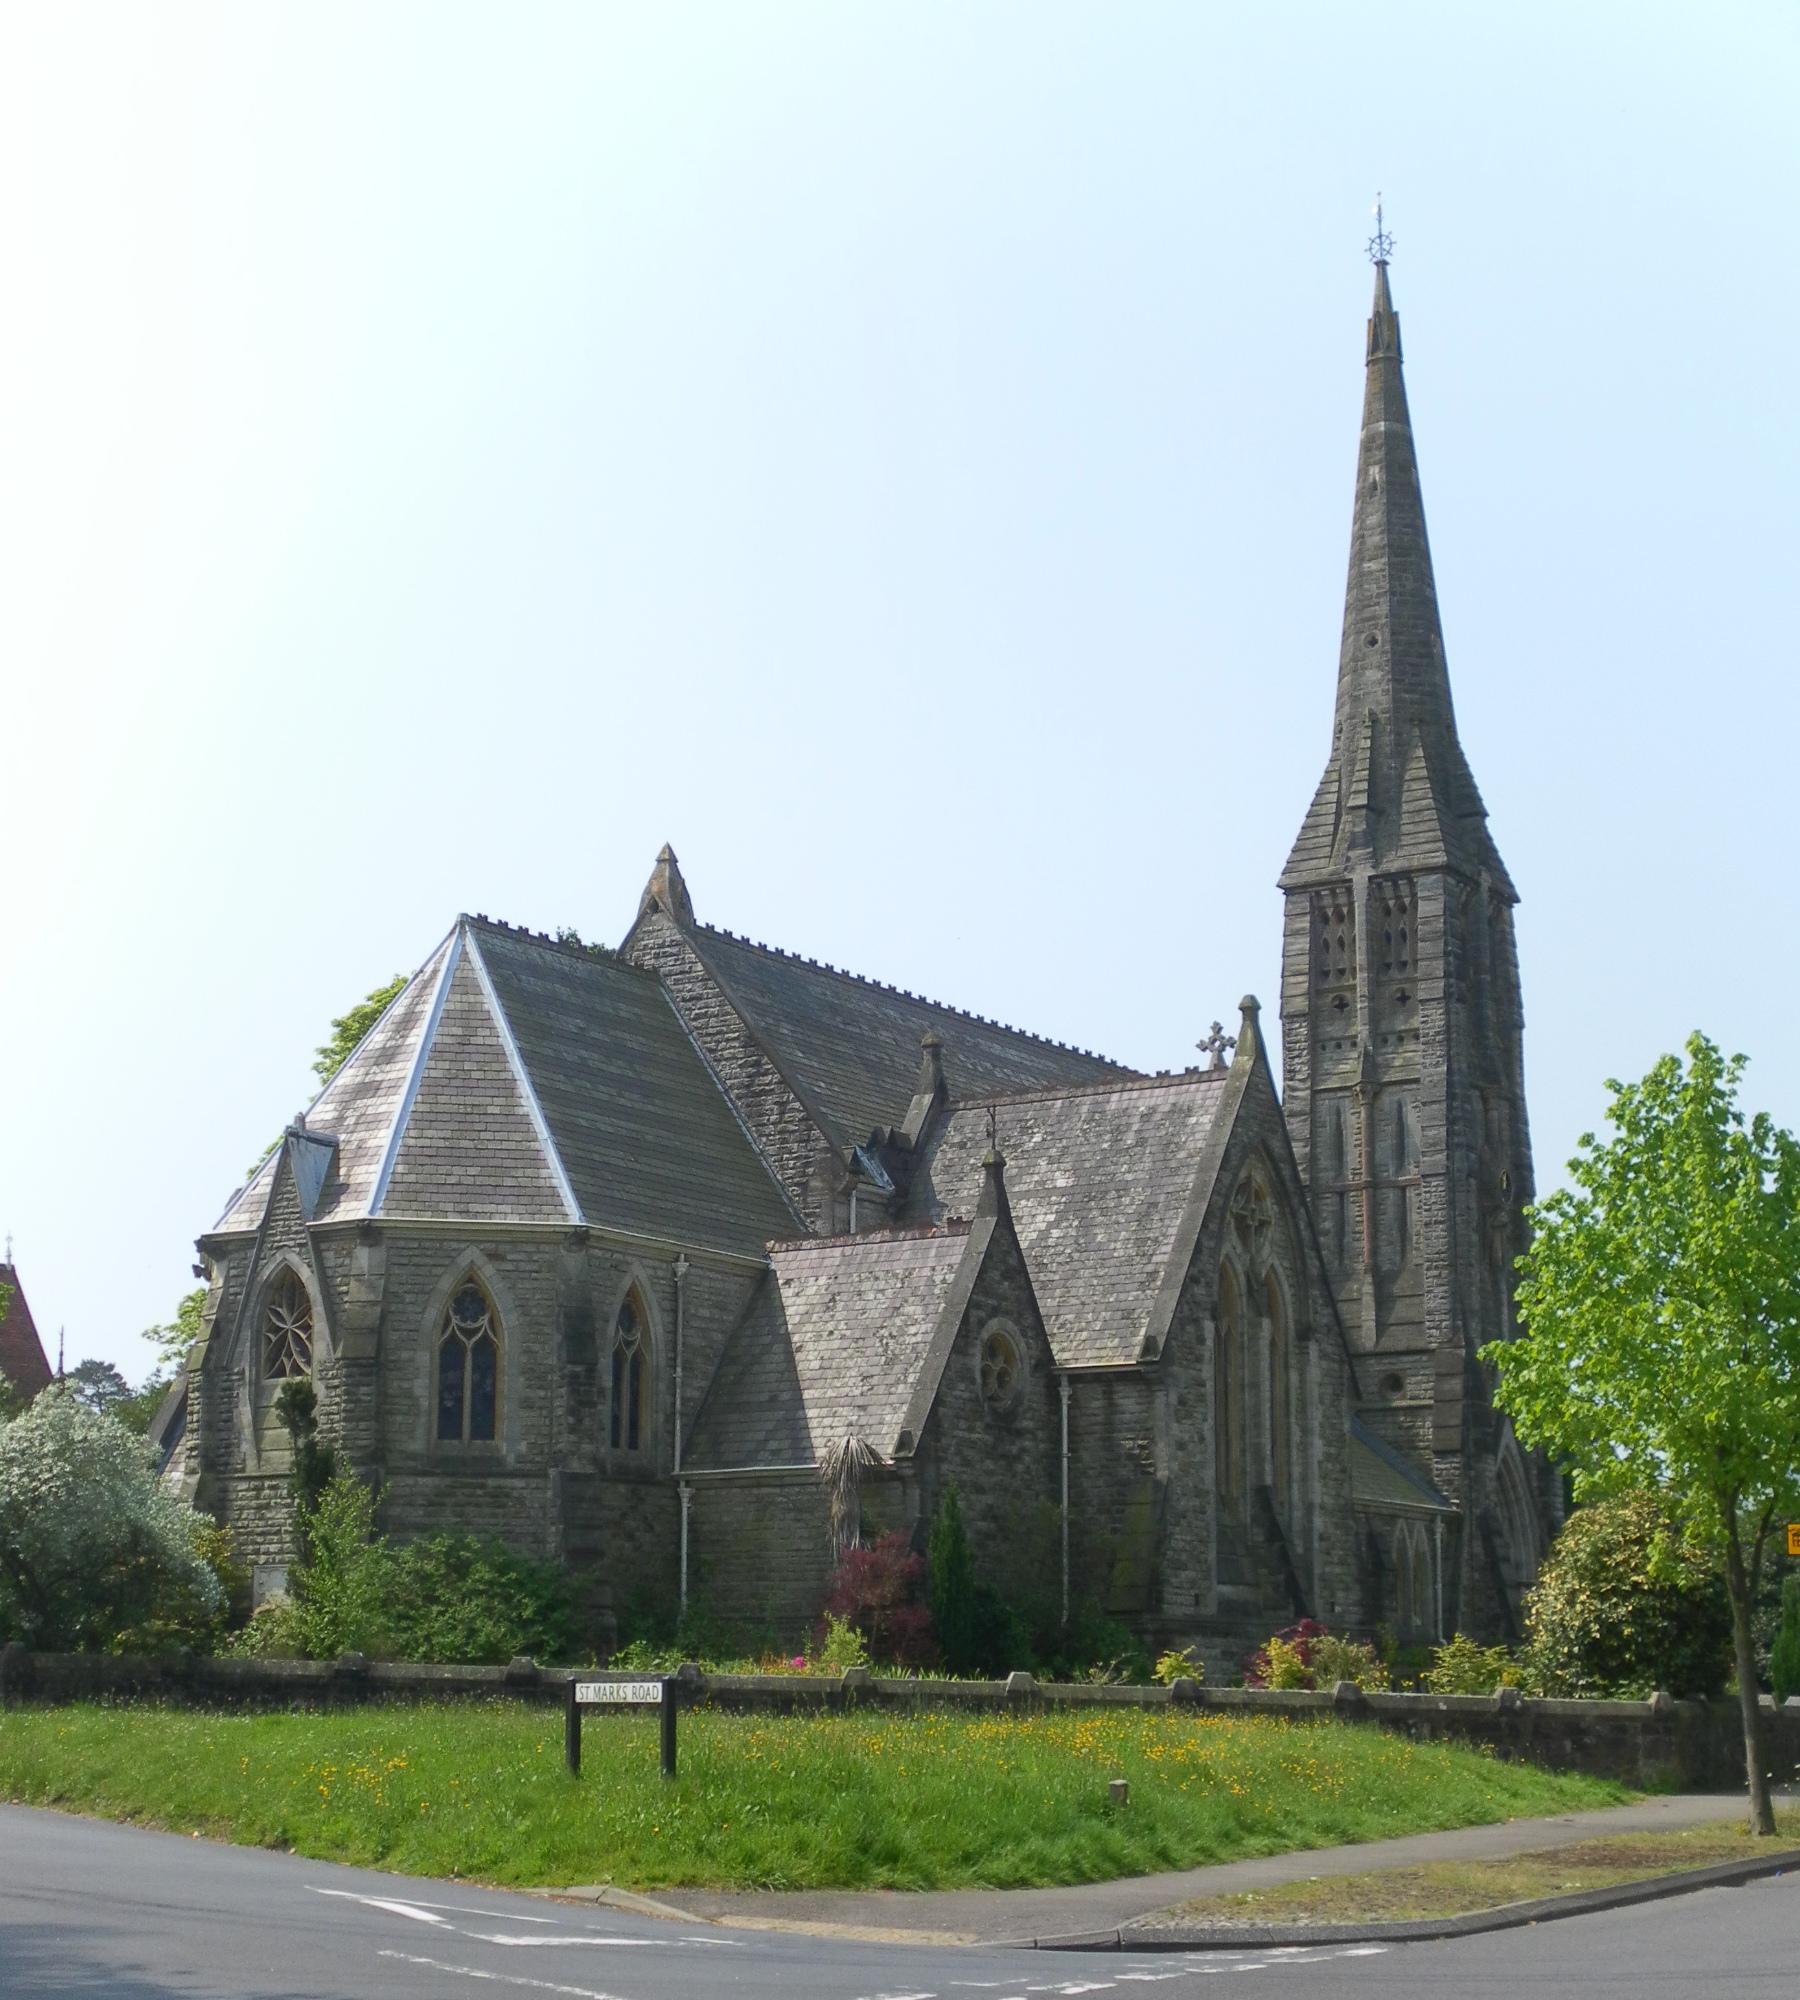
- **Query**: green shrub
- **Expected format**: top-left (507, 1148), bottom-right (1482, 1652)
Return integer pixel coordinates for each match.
top-left (0, 1386), bottom-right (225, 1650)
top-left (1523, 1490), bottom-right (1732, 1699)
top-left (232, 1476), bottom-right (582, 1664)
top-left (1424, 1632), bottom-right (1523, 1695)
top-left (812, 1613), bottom-right (870, 1672)
top-left (1154, 1645), bottom-right (1205, 1685)
top-left (1310, 1633), bottom-right (1388, 1691)
top-left (1771, 1576), bottom-right (1800, 1705)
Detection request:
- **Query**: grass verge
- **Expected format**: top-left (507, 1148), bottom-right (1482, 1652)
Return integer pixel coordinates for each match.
top-left (1166, 1810), bottom-right (1800, 1926)
top-left (0, 1700), bottom-right (1628, 1892)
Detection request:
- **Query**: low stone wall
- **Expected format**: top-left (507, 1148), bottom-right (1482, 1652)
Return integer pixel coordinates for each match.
top-left (3, 1643), bottom-right (1794, 1794)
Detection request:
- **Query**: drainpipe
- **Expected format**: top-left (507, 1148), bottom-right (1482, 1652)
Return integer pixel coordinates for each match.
top-left (672, 1256), bottom-right (690, 1474)
top-left (1059, 1373), bottom-right (1072, 1627)
top-left (674, 1255), bottom-right (691, 1624)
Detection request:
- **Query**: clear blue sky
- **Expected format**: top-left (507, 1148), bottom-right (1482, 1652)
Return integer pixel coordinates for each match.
top-left (4, 4), bottom-right (1796, 1377)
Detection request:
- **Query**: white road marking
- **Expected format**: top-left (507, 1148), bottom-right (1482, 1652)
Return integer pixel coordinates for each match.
top-left (313, 1889), bottom-right (560, 1922)
top-left (378, 1950), bottom-right (637, 1999)
top-left (465, 1932), bottom-right (733, 1948)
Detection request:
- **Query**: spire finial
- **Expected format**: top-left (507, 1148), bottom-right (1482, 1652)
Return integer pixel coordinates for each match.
top-left (1368, 192), bottom-right (1394, 266)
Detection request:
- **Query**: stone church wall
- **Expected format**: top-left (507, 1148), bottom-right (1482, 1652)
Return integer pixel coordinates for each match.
top-left (912, 1212), bottom-right (1062, 1617)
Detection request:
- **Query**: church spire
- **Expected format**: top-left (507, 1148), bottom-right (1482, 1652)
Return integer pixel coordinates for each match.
top-left (1282, 257), bottom-right (1508, 892)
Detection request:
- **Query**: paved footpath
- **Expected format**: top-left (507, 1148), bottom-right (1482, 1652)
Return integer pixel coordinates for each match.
top-left (651, 1791), bottom-right (1770, 1944)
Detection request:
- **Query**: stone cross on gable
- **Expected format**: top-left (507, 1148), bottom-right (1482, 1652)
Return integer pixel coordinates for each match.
top-left (1198, 1022), bottom-right (1236, 1071)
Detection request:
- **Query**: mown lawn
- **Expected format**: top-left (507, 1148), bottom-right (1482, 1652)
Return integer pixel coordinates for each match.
top-left (0, 1700), bottom-right (1630, 1891)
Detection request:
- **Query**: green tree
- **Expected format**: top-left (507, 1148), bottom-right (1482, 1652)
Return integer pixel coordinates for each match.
top-left (927, 1483), bottom-right (976, 1673)
top-left (313, 974), bottom-right (408, 1085)
top-left (1488, 1033), bottom-right (1800, 1834)
top-left (142, 1288), bottom-right (208, 1376)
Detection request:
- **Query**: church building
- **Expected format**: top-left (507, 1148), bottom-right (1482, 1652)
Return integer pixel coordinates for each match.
top-left (169, 257), bottom-right (1554, 1667)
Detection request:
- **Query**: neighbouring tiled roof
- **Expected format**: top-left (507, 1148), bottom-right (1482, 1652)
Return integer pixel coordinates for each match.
top-left (686, 1225), bottom-right (980, 1469)
top-left (0, 1262), bottom-right (54, 1402)
top-left (209, 920), bottom-right (799, 1256)
top-left (1349, 1416), bottom-right (1455, 1513)
top-left (682, 924), bottom-right (1137, 1155)
top-left (913, 1072), bottom-right (1232, 1368)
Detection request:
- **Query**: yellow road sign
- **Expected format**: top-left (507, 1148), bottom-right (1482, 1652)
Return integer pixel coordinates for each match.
top-left (1788, 1522), bottom-right (1800, 1558)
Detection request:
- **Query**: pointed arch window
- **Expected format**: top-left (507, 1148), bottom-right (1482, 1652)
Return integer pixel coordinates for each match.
top-left (1215, 1265), bottom-right (1244, 1503)
top-left (610, 1293), bottom-right (648, 1453)
top-left (437, 1280), bottom-right (500, 1444)
top-left (262, 1270), bottom-right (314, 1381)
top-left (1266, 1273), bottom-right (1291, 1508)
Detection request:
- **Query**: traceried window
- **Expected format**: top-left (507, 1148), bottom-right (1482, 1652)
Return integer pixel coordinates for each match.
top-left (978, 1320), bottom-right (1024, 1412)
top-left (262, 1270), bottom-right (314, 1381)
top-left (437, 1280), bottom-right (500, 1444)
top-left (610, 1293), bottom-right (648, 1452)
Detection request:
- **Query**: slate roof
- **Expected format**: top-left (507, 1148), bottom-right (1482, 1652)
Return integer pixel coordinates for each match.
top-left (0, 1261), bottom-right (54, 1402)
top-left (913, 1072), bottom-right (1232, 1368)
top-left (1349, 1416), bottom-right (1455, 1513)
top-left (210, 921), bottom-right (798, 1256)
top-left (685, 1224), bottom-right (982, 1470)
top-left (680, 923), bottom-right (1137, 1155)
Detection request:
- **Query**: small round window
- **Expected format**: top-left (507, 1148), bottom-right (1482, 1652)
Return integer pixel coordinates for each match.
top-left (978, 1320), bottom-right (1024, 1411)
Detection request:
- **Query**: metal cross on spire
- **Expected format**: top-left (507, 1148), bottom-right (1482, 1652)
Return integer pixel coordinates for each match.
top-left (1368, 193), bottom-right (1394, 266)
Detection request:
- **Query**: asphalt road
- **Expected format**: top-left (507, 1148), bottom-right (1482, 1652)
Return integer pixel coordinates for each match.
top-left (3, 1803), bottom-right (1798, 2000)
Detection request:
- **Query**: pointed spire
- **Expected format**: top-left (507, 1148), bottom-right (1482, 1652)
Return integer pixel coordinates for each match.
top-left (637, 843), bottom-right (695, 926)
top-left (1282, 259), bottom-right (1509, 893)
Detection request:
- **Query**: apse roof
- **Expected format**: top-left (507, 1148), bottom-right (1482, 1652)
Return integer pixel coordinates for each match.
top-left (209, 920), bottom-right (798, 1256)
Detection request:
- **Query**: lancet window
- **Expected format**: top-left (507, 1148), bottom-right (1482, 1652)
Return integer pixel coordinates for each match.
top-left (1266, 1273), bottom-right (1292, 1509)
top-left (437, 1280), bottom-right (500, 1443)
top-left (1215, 1265), bottom-right (1244, 1503)
top-left (610, 1293), bottom-right (648, 1453)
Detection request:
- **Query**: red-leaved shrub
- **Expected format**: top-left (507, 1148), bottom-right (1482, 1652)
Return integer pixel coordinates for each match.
top-left (820, 1531), bottom-right (937, 1667)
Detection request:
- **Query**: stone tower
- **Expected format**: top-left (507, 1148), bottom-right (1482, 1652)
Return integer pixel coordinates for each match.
top-left (1278, 257), bottom-right (1550, 1639)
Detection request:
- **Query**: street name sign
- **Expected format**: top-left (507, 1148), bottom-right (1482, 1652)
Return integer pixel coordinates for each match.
top-left (565, 1674), bottom-right (678, 1778)
top-left (575, 1680), bottom-right (663, 1704)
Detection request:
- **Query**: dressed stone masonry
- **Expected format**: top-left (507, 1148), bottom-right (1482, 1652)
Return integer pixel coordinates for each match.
top-left (169, 260), bottom-right (1543, 1663)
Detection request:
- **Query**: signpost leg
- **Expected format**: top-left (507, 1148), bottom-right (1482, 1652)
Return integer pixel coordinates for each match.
top-left (660, 1677), bottom-right (677, 1779)
top-left (565, 1677), bottom-right (581, 1777)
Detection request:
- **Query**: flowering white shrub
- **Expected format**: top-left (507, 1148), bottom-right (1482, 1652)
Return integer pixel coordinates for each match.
top-left (0, 1386), bottom-right (223, 1649)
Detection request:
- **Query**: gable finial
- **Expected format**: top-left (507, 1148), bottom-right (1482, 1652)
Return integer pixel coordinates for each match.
top-left (985, 1102), bottom-right (998, 1152)
top-left (1197, 1021), bottom-right (1236, 1071)
top-left (1368, 192), bottom-right (1394, 266)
